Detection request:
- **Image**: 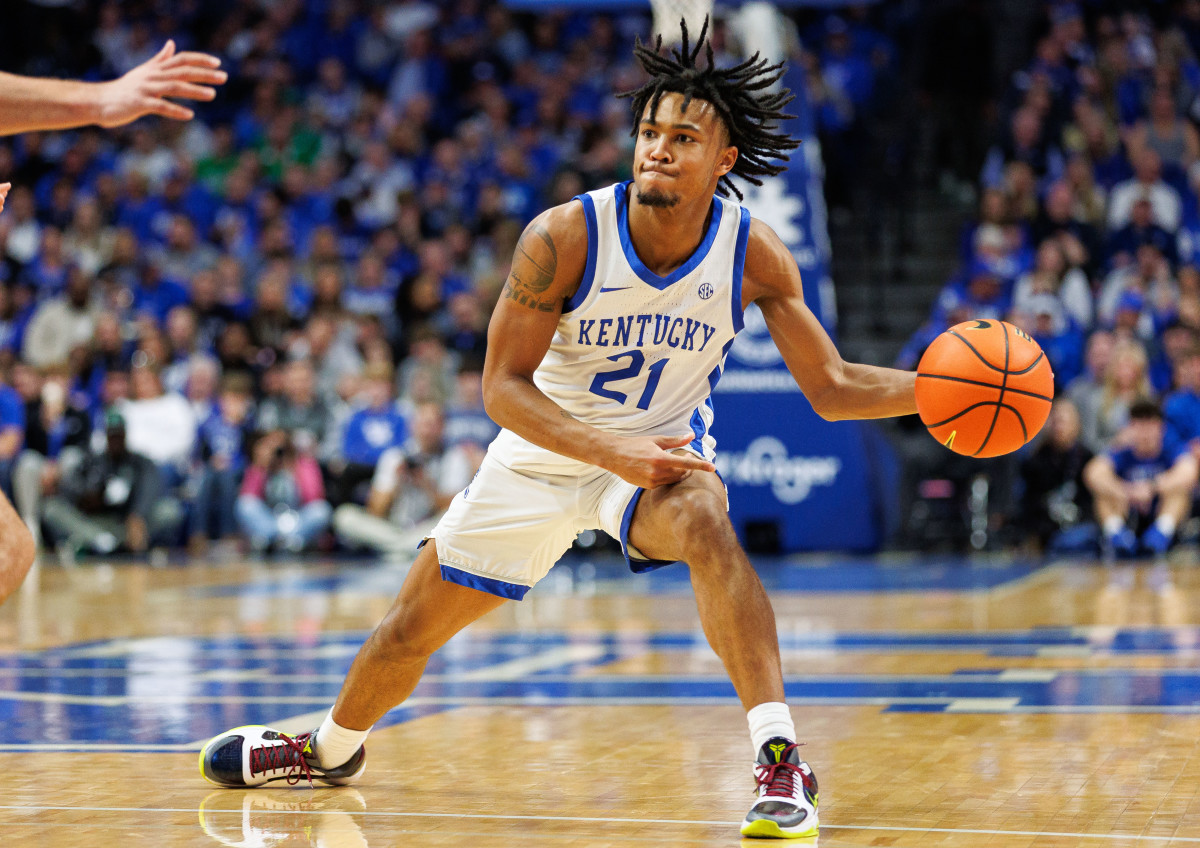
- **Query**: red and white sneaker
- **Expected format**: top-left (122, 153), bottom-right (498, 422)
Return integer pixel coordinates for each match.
top-left (200, 725), bottom-right (366, 788)
top-left (740, 737), bottom-right (819, 839)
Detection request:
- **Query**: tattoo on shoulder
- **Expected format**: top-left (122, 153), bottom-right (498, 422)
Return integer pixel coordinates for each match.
top-left (504, 222), bottom-right (560, 311)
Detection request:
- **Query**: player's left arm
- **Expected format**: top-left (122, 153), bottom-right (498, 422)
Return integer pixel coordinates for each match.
top-left (743, 218), bottom-right (917, 421)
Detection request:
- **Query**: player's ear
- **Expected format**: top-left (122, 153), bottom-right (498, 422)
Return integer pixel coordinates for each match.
top-left (715, 145), bottom-right (738, 179)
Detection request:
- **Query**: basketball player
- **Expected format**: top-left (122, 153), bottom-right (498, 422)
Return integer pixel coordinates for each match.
top-left (201, 20), bottom-right (917, 840)
top-left (0, 39), bottom-right (226, 605)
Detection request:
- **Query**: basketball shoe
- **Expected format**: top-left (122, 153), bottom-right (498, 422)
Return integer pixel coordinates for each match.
top-left (740, 737), bottom-right (819, 839)
top-left (200, 725), bottom-right (366, 788)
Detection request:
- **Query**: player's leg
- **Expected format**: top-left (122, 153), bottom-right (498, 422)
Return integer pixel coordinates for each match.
top-left (200, 540), bottom-right (507, 787)
top-left (327, 539), bottom-right (507, 731)
top-left (626, 470), bottom-right (817, 838)
top-left (0, 488), bottom-right (35, 604)
top-left (628, 470), bottom-right (783, 709)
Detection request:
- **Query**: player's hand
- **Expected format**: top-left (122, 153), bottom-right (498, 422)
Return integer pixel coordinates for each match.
top-left (610, 433), bottom-right (716, 489)
top-left (94, 40), bottom-right (227, 128)
top-left (0, 182), bottom-right (9, 215)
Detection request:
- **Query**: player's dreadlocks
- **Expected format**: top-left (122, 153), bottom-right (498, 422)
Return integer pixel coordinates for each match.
top-left (618, 16), bottom-right (799, 200)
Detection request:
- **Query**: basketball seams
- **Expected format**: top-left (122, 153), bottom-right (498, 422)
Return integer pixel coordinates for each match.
top-left (925, 399), bottom-right (1027, 430)
top-left (915, 371), bottom-right (1053, 402)
top-left (947, 330), bottom-right (1005, 372)
top-left (974, 323), bottom-right (1010, 457)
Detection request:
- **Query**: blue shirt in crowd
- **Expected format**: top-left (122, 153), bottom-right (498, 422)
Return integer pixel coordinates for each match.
top-left (0, 384), bottom-right (25, 438)
top-left (1107, 438), bottom-right (1187, 482)
top-left (1165, 388), bottom-right (1200, 447)
top-left (341, 405), bottom-right (408, 466)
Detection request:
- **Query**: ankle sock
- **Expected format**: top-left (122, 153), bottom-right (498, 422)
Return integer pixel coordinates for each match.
top-left (747, 701), bottom-right (796, 755)
top-left (314, 710), bottom-right (371, 769)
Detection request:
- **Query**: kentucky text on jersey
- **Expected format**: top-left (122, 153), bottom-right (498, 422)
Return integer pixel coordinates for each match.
top-left (575, 314), bottom-right (719, 351)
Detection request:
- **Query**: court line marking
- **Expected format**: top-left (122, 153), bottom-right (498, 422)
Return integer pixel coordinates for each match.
top-left (1, 804), bottom-right (1196, 843)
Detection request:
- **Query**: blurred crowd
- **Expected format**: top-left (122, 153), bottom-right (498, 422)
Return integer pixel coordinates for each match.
top-left (0, 0), bottom-right (653, 560)
top-left (0, 0), bottom-right (909, 562)
top-left (900, 1), bottom-right (1200, 557)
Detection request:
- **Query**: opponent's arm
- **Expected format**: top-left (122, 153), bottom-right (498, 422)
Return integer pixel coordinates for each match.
top-left (0, 40), bottom-right (226, 136)
top-left (743, 219), bottom-right (917, 421)
top-left (483, 204), bottom-right (714, 488)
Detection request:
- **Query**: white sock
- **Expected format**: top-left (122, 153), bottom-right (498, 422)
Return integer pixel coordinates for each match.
top-left (314, 709), bottom-right (371, 769)
top-left (747, 701), bottom-right (796, 754)
top-left (1103, 516), bottom-right (1125, 537)
top-left (1155, 515), bottom-right (1177, 537)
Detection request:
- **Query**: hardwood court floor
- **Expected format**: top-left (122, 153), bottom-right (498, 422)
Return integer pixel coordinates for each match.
top-left (1, 551), bottom-right (1199, 846)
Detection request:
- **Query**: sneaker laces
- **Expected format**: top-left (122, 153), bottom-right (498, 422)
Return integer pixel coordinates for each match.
top-left (248, 732), bottom-right (314, 787)
top-left (754, 743), bottom-right (812, 800)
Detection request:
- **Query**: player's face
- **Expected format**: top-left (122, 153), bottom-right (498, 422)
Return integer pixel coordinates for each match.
top-left (633, 92), bottom-right (737, 208)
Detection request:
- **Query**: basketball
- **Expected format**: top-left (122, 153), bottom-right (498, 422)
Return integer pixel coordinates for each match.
top-left (915, 319), bottom-right (1055, 458)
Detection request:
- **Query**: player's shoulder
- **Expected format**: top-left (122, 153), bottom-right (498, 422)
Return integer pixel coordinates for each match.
top-left (509, 200), bottom-right (589, 295)
top-left (529, 198), bottom-right (589, 246)
top-left (742, 215), bottom-right (800, 300)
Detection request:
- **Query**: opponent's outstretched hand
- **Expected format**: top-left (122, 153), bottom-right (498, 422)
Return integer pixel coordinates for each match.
top-left (611, 433), bottom-right (716, 489)
top-left (95, 40), bottom-right (227, 127)
top-left (0, 182), bottom-right (8, 215)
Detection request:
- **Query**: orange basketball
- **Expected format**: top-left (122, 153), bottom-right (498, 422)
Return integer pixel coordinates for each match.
top-left (915, 319), bottom-right (1055, 458)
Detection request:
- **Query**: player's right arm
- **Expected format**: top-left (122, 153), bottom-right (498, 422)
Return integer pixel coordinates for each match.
top-left (0, 40), bottom-right (226, 136)
top-left (483, 203), bottom-right (715, 489)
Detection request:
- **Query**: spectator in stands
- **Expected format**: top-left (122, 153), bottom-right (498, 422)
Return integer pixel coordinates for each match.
top-left (236, 429), bottom-right (331, 554)
top-left (1031, 180), bottom-right (1102, 279)
top-left (328, 361), bottom-right (407, 507)
top-left (1019, 398), bottom-right (1094, 552)
top-left (12, 368), bottom-right (90, 546)
top-left (21, 266), bottom-right (98, 369)
top-left (189, 372), bottom-right (254, 555)
top-left (981, 106), bottom-right (1064, 191)
top-left (1075, 337), bottom-right (1154, 454)
top-left (1107, 197), bottom-right (1176, 271)
top-left (1165, 343), bottom-right (1200, 461)
top-left (291, 312), bottom-right (363, 406)
top-left (1084, 399), bottom-right (1198, 556)
top-left (42, 410), bottom-right (182, 558)
top-left (120, 363), bottom-right (197, 487)
top-left (1107, 149), bottom-right (1182, 233)
top-left (1098, 244), bottom-right (1177, 332)
top-left (1012, 239), bottom-right (1093, 330)
top-left (1126, 86), bottom-right (1200, 175)
top-left (256, 357), bottom-right (333, 448)
top-left (332, 401), bottom-right (476, 555)
top-left (444, 356), bottom-right (498, 454)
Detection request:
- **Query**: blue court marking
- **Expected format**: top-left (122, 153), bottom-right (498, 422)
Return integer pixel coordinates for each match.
top-left (188, 554), bottom-right (1050, 598)
top-left (3, 626), bottom-right (1200, 749)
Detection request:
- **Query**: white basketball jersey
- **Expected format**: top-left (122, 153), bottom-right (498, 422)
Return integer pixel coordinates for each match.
top-left (491, 181), bottom-right (748, 470)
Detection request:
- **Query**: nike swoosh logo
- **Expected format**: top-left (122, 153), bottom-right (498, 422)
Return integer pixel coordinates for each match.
top-left (599, 287), bottom-right (631, 293)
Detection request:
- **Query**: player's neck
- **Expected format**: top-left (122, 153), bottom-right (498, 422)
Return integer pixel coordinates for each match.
top-left (626, 190), bottom-right (715, 277)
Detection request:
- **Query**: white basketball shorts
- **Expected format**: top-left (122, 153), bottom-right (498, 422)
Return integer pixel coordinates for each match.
top-left (426, 448), bottom-right (675, 600)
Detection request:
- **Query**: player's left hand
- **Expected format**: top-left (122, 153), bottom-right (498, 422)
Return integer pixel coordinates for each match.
top-left (95, 40), bottom-right (227, 128)
top-left (0, 182), bottom-right (9, 215)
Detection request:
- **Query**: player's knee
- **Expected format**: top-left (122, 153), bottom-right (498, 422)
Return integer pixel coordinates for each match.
top-left (665, 488), bottom-right (735, 558)
top-left (372, 603), bottom-right (443, 662)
